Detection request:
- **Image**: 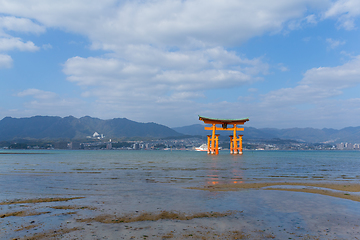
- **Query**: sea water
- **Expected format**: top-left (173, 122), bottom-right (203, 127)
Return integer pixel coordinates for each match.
top-left (1, 150), bottom-right (360, 239)
top-left (1, 150), bottom-right (360, 202)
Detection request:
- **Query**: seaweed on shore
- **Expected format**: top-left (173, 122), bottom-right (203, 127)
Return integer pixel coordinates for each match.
top-left (1, 210), bottom-right (51, 218)
top-left (21, 227), bottom-right (80, 240)
top-left (0, 197), bottom-right (85, 205)
top-left (50, 205), bottom-right (96, 210)
top-left (77, 210), bottom-right (238, 224)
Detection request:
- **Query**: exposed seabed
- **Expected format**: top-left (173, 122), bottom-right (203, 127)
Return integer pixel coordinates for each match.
top-left (1, 182), bottom-right (360, 239)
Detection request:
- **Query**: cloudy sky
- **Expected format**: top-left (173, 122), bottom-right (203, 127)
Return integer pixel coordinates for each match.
top-left (1, 0), bottom-right (360, 129)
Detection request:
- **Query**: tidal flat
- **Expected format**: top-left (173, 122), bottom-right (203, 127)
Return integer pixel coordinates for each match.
top-left (1, 150), bottom-right (360, 239)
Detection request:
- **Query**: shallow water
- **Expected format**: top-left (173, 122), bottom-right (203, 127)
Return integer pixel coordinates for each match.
top-left (1, 150), bottom-right (360, 239)
top-left (1, 150), bottom-right (360, 201)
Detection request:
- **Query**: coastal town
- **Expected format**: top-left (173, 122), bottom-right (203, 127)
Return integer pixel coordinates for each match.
top-left (3, 136), bottom-right (360, 151)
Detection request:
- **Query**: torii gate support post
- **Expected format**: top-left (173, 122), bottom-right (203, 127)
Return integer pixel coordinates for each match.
top-left (211, 124), bottom-right (216, 154)
top-left (207, 135), bottom-right (211, 154)
top-left (232, 124), bottom-right (237, 154)
top-left (239, 135), bottom-right (243, 154)
top-left (230, 126), bottom-right (244, 154)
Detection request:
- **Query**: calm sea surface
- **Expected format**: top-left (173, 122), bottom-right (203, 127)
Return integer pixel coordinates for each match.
top-left (1, 150), bottom-right (360, 239)
top-left (1, 150), bottom-right (360, 202)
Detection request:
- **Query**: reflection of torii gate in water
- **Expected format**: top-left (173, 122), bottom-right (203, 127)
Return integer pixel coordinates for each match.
top-left (199, 116), bottom-right (249, 155)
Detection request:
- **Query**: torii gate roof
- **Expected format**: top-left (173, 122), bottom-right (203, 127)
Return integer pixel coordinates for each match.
top-left (198, 115), bottom-right (249, 125)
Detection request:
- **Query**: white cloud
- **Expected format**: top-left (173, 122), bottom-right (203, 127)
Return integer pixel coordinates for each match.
top-left (302, 36), bottom-right (311, 42)
top-left (247, 88), bottom-right (258, 93)
top-left (21, 98), bottom-right (85, 115)
top-left (277, 63), bottom-right (289, 72)
top-left (17, 89), bottom-right (58, 99)
top-left (0, 16), bottom-right (45, 33)
top-left (0, 54), bottom-right (13, 68)
top-left (14, 88), bottom-right (88, 118)
top-left (324, 0), bottom-right (360, 30)
top-left (0, 37), bottom-right (39, 52)
top-left (0, 15), bottom-right (42, 67)
top-left (61, 45), bottom-right (270, 126)
top-left (88, 0), bottom-right (304, 49)
top-left (42, 43), bottom-right (52, 50)
top-left (288, 14), bottom-right (318, 30)
top-left (63, 47), bottom-right (267, 101)
top-left (94, 0), bottom-right (328, 50)
top-left (260, 55), bottom-right (360, 106)
top-left (208, 54), bottom-right (360, 129)
top-left (301, 55), bottom-right (360, 87)
top-left (326, 38), bottom-right (346, 49)
top-left (0, 0), bottom-right (329, 50)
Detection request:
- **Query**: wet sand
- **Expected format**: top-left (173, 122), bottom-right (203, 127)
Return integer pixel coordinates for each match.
top-left (1, 182), bottom-right (360, 239)
top-left (189, 182), bottom-right (360, 202)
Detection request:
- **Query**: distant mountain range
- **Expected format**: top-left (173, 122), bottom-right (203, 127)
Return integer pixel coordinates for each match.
top-left (0, 116), bottom-right (182, 141)
top-left (1, 116), bottom-right (360, 143)
top-left (173, 124), bottom-right (360, 143)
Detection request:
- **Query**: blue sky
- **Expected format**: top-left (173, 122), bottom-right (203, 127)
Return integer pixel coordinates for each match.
top-left (1, 0), bottom-right (360, 129)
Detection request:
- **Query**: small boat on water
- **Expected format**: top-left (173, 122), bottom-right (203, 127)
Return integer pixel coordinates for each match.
top-left (195, 144), bottom-right (208, 151)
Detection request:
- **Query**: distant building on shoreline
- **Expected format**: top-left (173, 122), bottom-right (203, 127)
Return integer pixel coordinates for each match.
top-left (336, 142), bottom-right (360, 150)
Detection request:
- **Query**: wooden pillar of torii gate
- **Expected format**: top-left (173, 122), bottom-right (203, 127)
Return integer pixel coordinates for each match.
top-left (199, 116), bottom-right (249, 155)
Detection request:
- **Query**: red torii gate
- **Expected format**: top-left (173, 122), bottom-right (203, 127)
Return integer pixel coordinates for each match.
top-left (199, 116), bottom-right (249, 155)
